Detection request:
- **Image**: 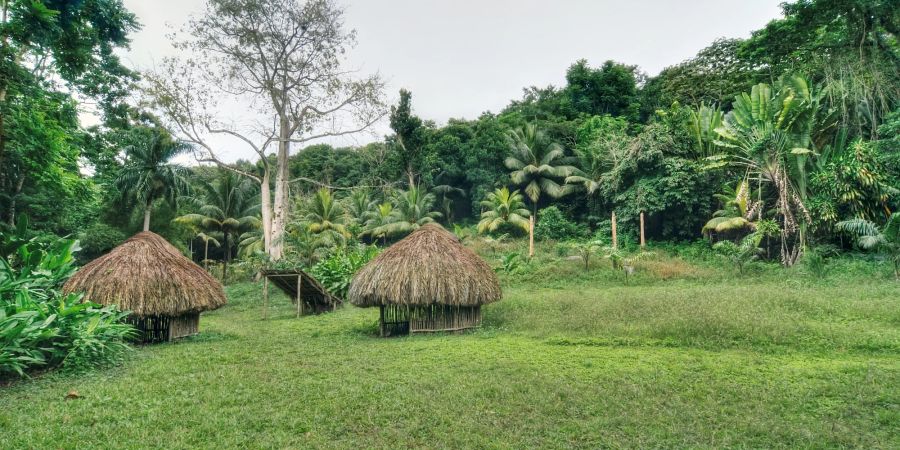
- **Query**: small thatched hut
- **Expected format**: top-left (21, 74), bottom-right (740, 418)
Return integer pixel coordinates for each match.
top-left (63, 231), bottom-right (227, 343)
top-left (348, 223), bottom-right (501, 336)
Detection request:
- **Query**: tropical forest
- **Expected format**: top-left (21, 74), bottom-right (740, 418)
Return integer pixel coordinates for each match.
top-left (1, 0), bottom-right (898, 448)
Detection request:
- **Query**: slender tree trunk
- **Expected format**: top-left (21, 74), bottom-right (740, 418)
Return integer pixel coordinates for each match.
top-left (611, 211), bottom-right (618, 249)
top-left (0, 87), bottom-right (6, 187)
top-left (204, 240), bottom-right (209, 270)
top-left (260, 170), bottom-right (273, 257)
top-left (639, 211), bottom-right (645, 250)
top-left (7, 173), bottom-right (23, 226)
top-left (271, 118), bottom-right (291, 261)
top-left (222, 231), bottom-right (229, 283)
top-left (529, 203), bottom-right (536, 258)
top-left (143, 199), bottom-right (152, 232)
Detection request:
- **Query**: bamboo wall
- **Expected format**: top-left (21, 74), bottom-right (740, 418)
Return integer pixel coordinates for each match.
top-left (127, 312), bottom-right (200, 343)
top-left (379, 305), bottom-right (481, 336)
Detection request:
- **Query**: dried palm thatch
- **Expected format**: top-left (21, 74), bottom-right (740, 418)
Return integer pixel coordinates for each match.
top-left (348, 223), bottom-right (501, 308)
top-left (63, 231), bottom-right (226, 317)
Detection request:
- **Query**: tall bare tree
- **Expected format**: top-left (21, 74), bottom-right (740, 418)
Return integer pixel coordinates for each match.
top-left (145, 0), bottom-right (385, 260)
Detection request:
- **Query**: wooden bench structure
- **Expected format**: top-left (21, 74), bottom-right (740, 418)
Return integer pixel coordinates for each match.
top-left (260, 269), bottom-right (341, 318)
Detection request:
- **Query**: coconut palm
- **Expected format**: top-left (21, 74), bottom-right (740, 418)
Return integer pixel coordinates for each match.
top-left (505, 123), bottom-right (577, 216)
top-left (237, 229), bottom-right (264, 258)
top-left (506, 123), bottom-right (577, 256)
top-left (284, 222), bottom-right (329, 266)
top-left (304, 188), bottom-right (351, 245)
top-left (836, 213), bottom-right (900, 280)
top-left (196, 232), bottom-right (221, 270)
top-left (477, 187), bottom-right (530, 234)
top-left (370, 186), bottom-right (441, 239)
top-left (344, 188), bottom-right (377, 229)
top-left (362, 202), bottom-right (395, 244)
top-left (115, 135), bottom-right (192, 231)
top-left (175, 171), bottom-right (260, 282)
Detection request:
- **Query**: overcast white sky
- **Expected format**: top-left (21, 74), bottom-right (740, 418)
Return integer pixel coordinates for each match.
top-left (116, 0), bottom-right (784, 162)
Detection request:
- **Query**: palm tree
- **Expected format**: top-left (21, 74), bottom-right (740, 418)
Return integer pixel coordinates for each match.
top-left (702, 179), bottom-right (757, 237)
top-left (370, 186), bottom-right (441, 239)
top-left (712, 75), bottom-right (833, 266)
top-left (175, 171), bottom-right (260, 282)
top-left (569, 239), bottom-right (604, 271)
top-left (506, 123), bottom-right (576, 256)
top-left (836, 213), bottom-right (900, 280)
top-left (304, 188), bottom-right (350, 245)
top-left (344, 188), bottom-right (377, 230)
top-left (362, 202), bottom-right (395, 244)
top-left (238, 229), bottom-right (264, 258)
top-left (477, 187), bottom-right (530, 234)
top-left (505, 123), bottom-right (577, 217)
top-left (196, 232), bottom-right (221, 270)
top-left (115, 135), bottom-right (192, 231)
top-left (284, 222), bottom-right (329, 266)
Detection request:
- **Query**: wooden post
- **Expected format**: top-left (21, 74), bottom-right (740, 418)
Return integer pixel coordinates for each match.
top-left (639, 211), bottom-right (645, 250)
top-left (296, 274), bottom-right (302, 318)
top-left (263, 276), bottom-right (269, 320)
top-left (528, 215), bottom-right (535, 258)
top-left (611, 211), bottom-right (618, 249)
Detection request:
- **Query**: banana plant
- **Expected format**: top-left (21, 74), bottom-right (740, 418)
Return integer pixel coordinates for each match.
top-left (688, 102), bottom-right (724, 157)
top-left (710, 75), bottom-right (834, 266)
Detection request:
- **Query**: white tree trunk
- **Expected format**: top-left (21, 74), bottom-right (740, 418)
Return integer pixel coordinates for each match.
top-left (260, 170), bottom-right (273, 257)
top-left (270, 119), bottom-right (291, 260)
top-left (143, 204), bottom-right (152, 232)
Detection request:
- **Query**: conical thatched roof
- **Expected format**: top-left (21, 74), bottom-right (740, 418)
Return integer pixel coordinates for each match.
top-left (348, 223), bottom-right (501, 307)
top-left (63, 231), bottom-right (226, 317)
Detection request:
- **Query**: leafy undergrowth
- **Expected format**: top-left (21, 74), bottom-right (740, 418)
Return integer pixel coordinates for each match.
top-left (0, 270), bottom-right (898, 449)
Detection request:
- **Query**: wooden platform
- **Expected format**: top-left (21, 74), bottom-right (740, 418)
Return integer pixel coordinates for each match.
top-left (260, 269), bottom-right (341, 317)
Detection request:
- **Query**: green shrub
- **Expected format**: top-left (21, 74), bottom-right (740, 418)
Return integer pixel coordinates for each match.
top-left (0, 232), bottom-right (134, 378)
top-left (497, 252), bottom-right (526, 275)
top-left (309, 245), bottom-right (380, 299)
top-left (77, 223), bottom-right (126, 262)
top-left (1, 293), bottom-right (133, 376)
top-left (534, 206), bottom-right (588, 241)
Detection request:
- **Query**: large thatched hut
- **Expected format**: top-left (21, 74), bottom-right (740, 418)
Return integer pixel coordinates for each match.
top-left (63, 231), bottom-right (227, 343)
top-left (348, 223), bottom-right (501, 336)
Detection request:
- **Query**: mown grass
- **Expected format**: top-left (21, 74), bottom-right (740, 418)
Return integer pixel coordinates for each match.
top-left (1, 249), bottom-right (898, 449)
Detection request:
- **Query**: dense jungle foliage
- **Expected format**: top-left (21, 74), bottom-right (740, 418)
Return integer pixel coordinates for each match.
top-left (0, 0), bottom-right (898, 378)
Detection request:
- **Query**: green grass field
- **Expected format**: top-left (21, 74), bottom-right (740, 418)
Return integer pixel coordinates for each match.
top-left (1, 254), bottom-right (899, 449)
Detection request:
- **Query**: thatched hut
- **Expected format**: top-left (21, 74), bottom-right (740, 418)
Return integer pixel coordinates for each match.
top-left (63, 231), bottom-right (227, 343)
top-left (348, 223), bottom-right (501, 336)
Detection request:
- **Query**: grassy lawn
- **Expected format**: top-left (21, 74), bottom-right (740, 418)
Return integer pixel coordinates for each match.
top-left (1, 257), bottom-right (899, 448)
